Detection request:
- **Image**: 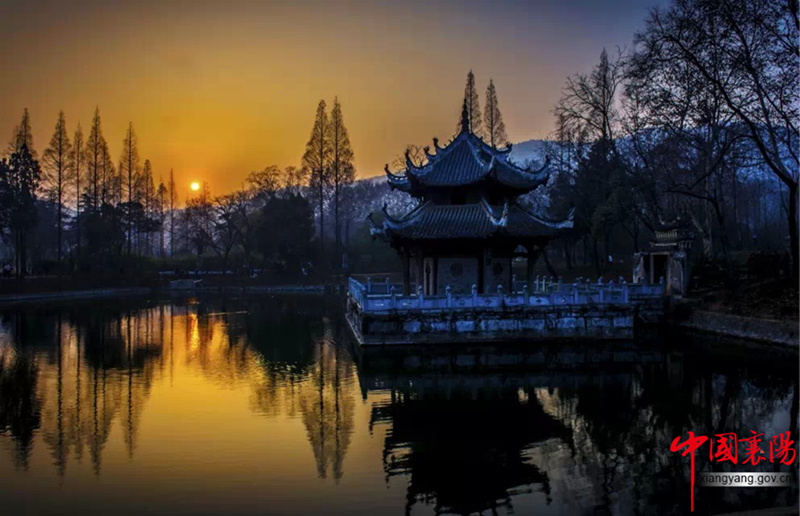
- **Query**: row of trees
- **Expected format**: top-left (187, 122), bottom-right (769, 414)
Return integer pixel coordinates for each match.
top-left (459, 70), bottom-right (509, 149)
top-left (0, 107), bottom-right (180, 276)
top-left (0, 97), bottom-right (365, 278)
top-left (545, 0), bottom-right (798, 278)
top-left (302, 97), bottom-right (357, 265)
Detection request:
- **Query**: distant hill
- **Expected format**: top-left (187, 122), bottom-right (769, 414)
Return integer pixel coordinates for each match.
top-left (509, 139), bottom-right (549, 167)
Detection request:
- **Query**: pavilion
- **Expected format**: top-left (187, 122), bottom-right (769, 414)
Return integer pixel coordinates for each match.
top-left (369, 103), bottom-right (574, 296)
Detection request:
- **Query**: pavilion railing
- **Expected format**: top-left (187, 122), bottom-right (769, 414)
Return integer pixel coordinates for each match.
top-left (348, 276), bottom-right (665, 313)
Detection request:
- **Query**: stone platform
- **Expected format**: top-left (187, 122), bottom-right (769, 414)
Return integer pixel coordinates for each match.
top-left (347, 277), bottom-right (665, 346)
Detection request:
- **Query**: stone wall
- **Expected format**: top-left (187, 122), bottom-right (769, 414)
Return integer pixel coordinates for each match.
top-left (483, 255), bottom-right (511, 293)
top-left (673, 309), bottom-right (798, 348)
top-left (347, 301), bottom-right (636, 345)
top-left (437, 256), bottom-right (479, 295)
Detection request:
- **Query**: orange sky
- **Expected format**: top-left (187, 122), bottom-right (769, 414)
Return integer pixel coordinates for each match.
top-left (0, 0), bottom-right (661, 198)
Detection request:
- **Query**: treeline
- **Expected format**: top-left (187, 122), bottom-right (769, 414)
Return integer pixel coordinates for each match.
top-left (0, 107), bottom-right (174, 276)
top-left (0, 97), bottom-right (368, 279)
top-left (542, 0), bottom-right (798, 279)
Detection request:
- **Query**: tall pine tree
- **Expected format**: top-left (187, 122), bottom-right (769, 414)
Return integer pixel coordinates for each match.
top-left (484, 79), bottom-right (508, 149)
top-left (6, 108), bottom-right (36, 158)
top-left (42, 111), bottom-right (72, 264)
top-left (168, 168), bottom-right (177, 257)
top-left (458, 70), bottom-right (482, 136)
top-left (119, 122), bottom-right (141, 255)
top-left (84, 107), bottom-right (105, 211)
top-left (100, 138), bottom-right (115, 206)
top-left (0, 144), bottom-right (42, 276)
top-left (71, 123), bottom-right (84, 253)
top-left (140, 159), bottom-right (155, 254)
top-left (329, 96), bottom-right (356, 265)
top-left (157, 179), bottom-right (168, 259)
top-left (302, 100), bottom-right (331, 261)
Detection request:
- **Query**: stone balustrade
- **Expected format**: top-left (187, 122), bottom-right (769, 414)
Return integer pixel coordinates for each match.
top-left (348, 276), bottom-right (664, 314)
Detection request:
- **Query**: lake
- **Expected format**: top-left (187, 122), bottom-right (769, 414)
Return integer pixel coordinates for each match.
top-left (0, 295), bottom-right (796, 515)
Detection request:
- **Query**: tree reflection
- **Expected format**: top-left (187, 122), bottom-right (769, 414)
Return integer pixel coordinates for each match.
top-left (297, 317), bottom-right (355, 481)
top-left (0, 303), bottom-right (163, 477)
top-left (0, 350), bottom-right (41, 469)
top-left (362, 339), bottom-right (799, 515)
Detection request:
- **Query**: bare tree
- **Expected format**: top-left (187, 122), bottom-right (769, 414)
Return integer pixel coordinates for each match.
top-left (6, 108), bottom-right (35, 158)
top-left (302, 100), bottom-right (332, 261)
top-left (329, 96), bottom-right (356, 264)
top-left (484, 79), bottom-right (508, 148)
top-left (42, 111), bottom-right (72, 265)
top-left (555, 48), bottom-right (626, 143)
top-left (71, 123), bottom-right (84, 253)
top-left (84, 107), bottom-right (105, 211)
top-left (168, 168), bottom-right (177, 257)
top-left (157, 179), bottom-right (167, 259)
top-left (458, 70), bottom-right (483, 136)
top-left (636, 0), bottom-right (799, 272)
top-left (119, 122), bottom-right (141, 255)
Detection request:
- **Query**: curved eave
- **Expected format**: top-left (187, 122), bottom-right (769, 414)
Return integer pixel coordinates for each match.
top-left (386, 175), bottom-right (412, 193)
top-left (381, 201), bottom-right (428, 230)
top-left (489, 157), bottom-right (551, 193)
top-left (515, 203), bottom-right (575, 231)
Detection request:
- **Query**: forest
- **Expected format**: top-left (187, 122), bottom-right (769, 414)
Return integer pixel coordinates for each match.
top-left (0, 0), bottom-right (796, 289)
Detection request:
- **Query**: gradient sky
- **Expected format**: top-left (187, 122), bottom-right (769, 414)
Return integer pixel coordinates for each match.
top-left (0, 0), bottom-right (664, 198)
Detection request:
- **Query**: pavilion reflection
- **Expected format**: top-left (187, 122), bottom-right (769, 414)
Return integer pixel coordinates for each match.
top-left (360, 339), bottom-right (798, 515)
top-left (370, 382), bottom-right (565, 515)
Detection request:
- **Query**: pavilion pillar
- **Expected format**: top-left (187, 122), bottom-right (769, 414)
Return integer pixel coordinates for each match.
top-left (432, 255), bottom-right (439, 295)
top-left (477, 247), bottom-right (485, 294)
top-left (402, 249), bottom-right (411, 296)
top-left (415, 251), bottom-right (424, 295)
top-left (527, 244), bottom-right (541, 293)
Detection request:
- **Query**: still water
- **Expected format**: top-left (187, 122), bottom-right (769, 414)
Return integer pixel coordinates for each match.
top-left (0, 295), bottom-right (796, 515)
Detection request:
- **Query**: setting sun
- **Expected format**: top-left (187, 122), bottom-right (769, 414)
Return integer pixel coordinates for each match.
top-left (190, 182), bottom-right (200, 191)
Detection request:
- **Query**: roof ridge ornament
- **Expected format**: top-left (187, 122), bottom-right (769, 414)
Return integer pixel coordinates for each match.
top-left (460, 98), bottom-right (469, 134)
top-left (366, 213), bottom-right (383, 236)
top-left (404, 148), bottom-right (419, 172)
top-left (527, 155), bottom-right (551, 175)
top-left (433, 137), bottom-right (441, 151)
top-left (487, 200), bottom-right (509, 228)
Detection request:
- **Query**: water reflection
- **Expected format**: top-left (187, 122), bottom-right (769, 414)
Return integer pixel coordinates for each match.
top-left (359, 342), bottom-right (798, 515)
top-left (0, 297), bottom-right (795, 515)
top-left (0, 296), bottom-right (359, 486)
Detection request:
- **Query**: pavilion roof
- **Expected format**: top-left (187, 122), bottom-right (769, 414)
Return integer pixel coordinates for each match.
top-left (385, 130), bottom-right (550, 195)
top-left (369, 198), bottom-right (573, 241)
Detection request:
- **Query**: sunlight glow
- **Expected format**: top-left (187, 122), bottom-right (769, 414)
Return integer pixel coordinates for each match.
top-left (190, 182), bottom-right (200, 191)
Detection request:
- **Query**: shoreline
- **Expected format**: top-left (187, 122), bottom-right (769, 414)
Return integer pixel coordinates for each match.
top-left (0, 287), bottom-right (796, 348)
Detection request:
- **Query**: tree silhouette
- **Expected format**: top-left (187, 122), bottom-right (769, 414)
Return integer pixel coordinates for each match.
top-left (458, 70), bottom-right (482, 137)
top-left (168, 168), bottom-right (177, 257)
top-left (84, 107), bottom-right (106, 212)
top-left (42, 111), bottom-right (73, 265)
top-left (0, 145), bottom-right (42, 277)
top-left (100, 138), bottom-right (115, 206)
top-left (484, 79), bottom-right (508, 148)
top-left (119, 122), bottom-right (141, 255)
top-left (634, 0), bottom-right (800, 275)
top-left (6, 108), bottom-right (36, 159)
top-left (302, 100), bottom-right (331, 261)
top-left (329, 97), bottom-right (356, 265)
top-left (71, 123), bottom-right (84, 254)
top-left (157, 180), bottom-right (168, 259)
